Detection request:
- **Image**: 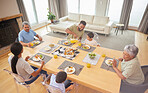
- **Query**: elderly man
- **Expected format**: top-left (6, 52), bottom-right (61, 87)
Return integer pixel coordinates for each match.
top-left (65, 20), bottom-right (86, 40)
top-left (112, 44), bottom-right (144, 85)
top-left (18, 21), bottom-right (42, 47)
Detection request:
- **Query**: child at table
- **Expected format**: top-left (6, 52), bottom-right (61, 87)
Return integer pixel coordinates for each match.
top-left (84, 32), bottom-right (100, 47)
top-left (49, 71), bottom-right (74, 93)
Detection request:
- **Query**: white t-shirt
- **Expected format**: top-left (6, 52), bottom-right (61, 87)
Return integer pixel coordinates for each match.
top-left (121, 57), bottom-right (145, 85)
top-left (84, 39), bottom-right (99, 46)
top-left (8, 55), bottom-right (34, 80)
top-left (50, 74), bottom-right (65, 93)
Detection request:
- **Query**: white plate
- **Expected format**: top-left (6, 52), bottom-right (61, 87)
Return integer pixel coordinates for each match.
top-left (105, 59), bottom-right (113, 66)
top-left (82, 45), bottom-right (90, 50)
top-left (63, 41), bottom-right (71, 46)
top-left (44, 46), bottom-right (51, 51)
top-left (32, 55), bottom-right (44, 62)
top-left (64, 66), bottom-right (75, 74)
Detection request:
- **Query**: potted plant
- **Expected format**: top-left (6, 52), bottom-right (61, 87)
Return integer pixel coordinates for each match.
top-left (47, 9), bottom-right (56, 23)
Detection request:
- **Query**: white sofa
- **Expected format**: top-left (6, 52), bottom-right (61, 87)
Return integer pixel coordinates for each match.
top-left (49, 13), bottom-right (113, 35)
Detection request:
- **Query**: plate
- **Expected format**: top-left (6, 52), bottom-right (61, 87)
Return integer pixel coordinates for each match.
top-left (32, 54), bottom-right (44, 61)
top-left (33, 41), bottom-right (40, 45)
top-left (49, 44), bottom-right (55, 48)
top-left (105, 59), bottom-right (113, 66)
top-left (63, 41), bottom-right (71, 46)
top-left (44, 46), bottom-right (51, 51)
top-left (64, 48), bottom-right (75, 58)
top-left (64, 66), bottom-right (75, 74)
top-left (82, 45), bottom-right (90, 50)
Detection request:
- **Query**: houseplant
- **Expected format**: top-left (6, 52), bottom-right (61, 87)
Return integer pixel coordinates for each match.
top-left (47, 9), bottom-right (56, 23)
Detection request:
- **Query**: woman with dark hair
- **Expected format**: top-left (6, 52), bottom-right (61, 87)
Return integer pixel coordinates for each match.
top-left (8, 42), bottom-right (47, 84)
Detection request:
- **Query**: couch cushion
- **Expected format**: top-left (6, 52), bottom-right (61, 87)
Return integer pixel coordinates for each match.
top-left (93, 16), bottom-right (109, 25)
top-left (68, 13), bottom-right (80, 22)
top-left (80, 14), bottom-right (94, 24)
top-left (88, 24), bottom-right (104, 31)
top-left (49, 21), bottom-right (76, 30)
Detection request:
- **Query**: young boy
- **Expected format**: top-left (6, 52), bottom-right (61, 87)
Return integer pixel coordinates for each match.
top-left (50, 71), bottom-right (74, 93)
top-left (84, 32), bottom-right (100, 47)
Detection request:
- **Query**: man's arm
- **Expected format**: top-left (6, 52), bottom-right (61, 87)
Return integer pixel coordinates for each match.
top-left (31, 61), bottom-right (44, 77)
top-left (65, 28), bottom-right (77, 38)
top-left (112, 59), bottom-right (126, 80)
top-left (36, 34), bottom-right (42, 41)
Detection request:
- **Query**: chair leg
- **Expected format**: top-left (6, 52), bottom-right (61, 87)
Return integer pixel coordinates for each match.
top-left (14, 79), bottom-right (19, 93)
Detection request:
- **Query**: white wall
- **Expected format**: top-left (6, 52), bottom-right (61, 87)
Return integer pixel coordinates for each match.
top-left (0, 0), bottom-right (20, 18)
top-left (95, 0), bottom-right (109, 16)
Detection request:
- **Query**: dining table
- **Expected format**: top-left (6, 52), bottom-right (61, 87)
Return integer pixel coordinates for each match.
top-left (9, 35), bottom-right (122, 93)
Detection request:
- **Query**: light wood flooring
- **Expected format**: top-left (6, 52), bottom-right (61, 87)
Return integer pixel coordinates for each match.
top-left (0, 26), bottom-right (148, 93)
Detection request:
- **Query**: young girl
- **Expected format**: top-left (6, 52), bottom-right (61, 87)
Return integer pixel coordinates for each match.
top-left (84, 32), bottom-right (100, 47)
top-left (8, 42), bottom-right (47, 84)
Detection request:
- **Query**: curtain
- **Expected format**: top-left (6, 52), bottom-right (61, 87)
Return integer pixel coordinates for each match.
top-left (138, 4), bottom-right (148, 34)
top-left (48, 0), bottom-right (68, 19)
top-left (16, 0), bottom-right (29, 22)
top-left (119, 0), bottom-right (133, 30)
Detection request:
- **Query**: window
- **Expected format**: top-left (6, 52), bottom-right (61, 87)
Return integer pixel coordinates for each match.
top-left (34, 0), bottom-right (48, 23)
top-left (107, 0), bottom-right (124, 23)
top-left (67, 0), bottom-right (79, 13)
top-left (80, 0), bottom-right (96, 15)
top-left (129, 0), bottom-right (147, 27)
top-left (23, 0), bottom-right (37, 25)
top-left (23, 0), bottom-right (48, 25)
top-left (67, 0), bottom-right (96, 15)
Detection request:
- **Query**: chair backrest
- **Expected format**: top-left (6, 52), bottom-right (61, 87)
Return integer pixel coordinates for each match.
top-left (120, 65), bottom-right (148, 93)
top-left (3, 69), bottom-right (25, 84)
top-left (141, 65), bottom-right (148, 84)
top-left (44, 84), bottom-right (62, 93)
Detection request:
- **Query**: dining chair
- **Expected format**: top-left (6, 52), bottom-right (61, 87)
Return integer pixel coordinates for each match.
top-left (3, 69), bottom-right (31, 93)
top-left (41, 74), bottom-right (62, 93)
top-left (120, 65), bottom-right (148, 93)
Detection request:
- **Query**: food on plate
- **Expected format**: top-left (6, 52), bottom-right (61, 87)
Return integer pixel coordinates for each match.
top-left (63, 41), bottom-right (71, 45)
top-left (105, 59), bottom-right (113, 66)
top-left (89, 53), bottom-right (96, 59)
top-left (67, 66), bottom-right (74, 72)
top-left (64, 48), bottom-right (75, 56)
top-left (30, 43), bottom-right (34, 46)
top-left (49, 44), bottom-right (54, 47)
top-left (82, 45), bottom-right (90, 50)
top-left (33, 41), bottom-right (40, 45)
top-left (35, 54), bottom-right (43, 59)
top-left (78, 43), bottom-right (81, 47)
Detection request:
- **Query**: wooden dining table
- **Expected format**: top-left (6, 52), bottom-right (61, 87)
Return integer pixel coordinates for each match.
top-left (12, 35), bottom-right (123, 93)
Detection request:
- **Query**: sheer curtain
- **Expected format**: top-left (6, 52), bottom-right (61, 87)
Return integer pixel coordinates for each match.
top-left (119, 0), bottom-right (133, 30)
top-left (48, 0), bottom-right (68, 19)
top-left (16, 0), bottom-right (29, 22)
top-left (138, 4), bottom-right (148, 34)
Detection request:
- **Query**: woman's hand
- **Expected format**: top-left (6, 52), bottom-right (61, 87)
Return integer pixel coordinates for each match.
top-left (25, 56), bottom-right (30, 61)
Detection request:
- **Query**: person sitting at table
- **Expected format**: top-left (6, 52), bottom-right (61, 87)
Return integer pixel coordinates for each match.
top-left (112, 44), bottom-right (144, 85)
top-left (65, 20), bottom-right (86, 41)
top-left (18, 21), bottom-right (42, 47)
top-left (49, 71), bottom-right (74, 93)
top-left (84, 32), bottom-right (100, 47)
top-left (8, 42), bottom-right (48, 84)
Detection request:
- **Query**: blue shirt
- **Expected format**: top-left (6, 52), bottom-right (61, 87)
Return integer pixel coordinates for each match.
top-left (18, 29), bottom-right (37, 43)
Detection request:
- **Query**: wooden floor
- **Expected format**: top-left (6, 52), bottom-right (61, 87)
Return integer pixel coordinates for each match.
top-left (0, 27), bottom-right (148, 93)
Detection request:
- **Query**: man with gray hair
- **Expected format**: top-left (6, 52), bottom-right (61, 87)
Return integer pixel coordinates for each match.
top-left (18, 21), bottom-right (42, 47)
top-left (112, 44), bottom-right (144, 85)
